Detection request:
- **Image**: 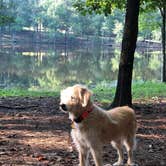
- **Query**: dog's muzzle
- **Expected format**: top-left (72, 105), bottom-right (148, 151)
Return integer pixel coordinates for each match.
top-left (60, 104), bottom-right (68, 111)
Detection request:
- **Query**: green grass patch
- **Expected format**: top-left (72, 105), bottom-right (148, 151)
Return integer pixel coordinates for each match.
top-left (132, 81), bottom-right (166, 99)
top-left (0, 82), bottom-right (165, 103)
top-left (92, 81), bottom-right (166, 103)
top-left (92, 87), bottom-right (115, 103)
top-left (0, 88), bottom-right (59, 97)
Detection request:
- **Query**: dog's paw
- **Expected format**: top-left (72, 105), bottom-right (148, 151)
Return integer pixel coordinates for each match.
top-left (113, 161), bottom-right (123, 166)
top-left (125, 163), bottom-right (138, 166)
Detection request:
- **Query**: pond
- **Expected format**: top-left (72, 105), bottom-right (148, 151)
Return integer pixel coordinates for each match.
top-left (0, 43), bottom-right (163, 90)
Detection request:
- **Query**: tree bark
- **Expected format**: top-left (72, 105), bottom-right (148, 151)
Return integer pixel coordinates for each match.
top-left (111, 0), bottom-right (140, 108)
top-left (162, 6), bottom-right (166, 82)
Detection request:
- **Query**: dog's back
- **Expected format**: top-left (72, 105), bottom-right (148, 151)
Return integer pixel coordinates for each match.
top-left (107, 106), bottom-right (137, 139)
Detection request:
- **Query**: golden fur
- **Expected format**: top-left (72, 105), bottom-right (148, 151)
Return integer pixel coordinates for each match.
top-left (60, 84), bottom-right (137, 166)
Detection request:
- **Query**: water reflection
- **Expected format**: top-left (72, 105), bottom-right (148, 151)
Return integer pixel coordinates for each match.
top-left (0, 44), bottom-right (162, 89)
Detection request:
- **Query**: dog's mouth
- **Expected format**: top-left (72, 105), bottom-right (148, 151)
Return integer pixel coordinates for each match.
top-left (59, 104), bottom-right (68, 112)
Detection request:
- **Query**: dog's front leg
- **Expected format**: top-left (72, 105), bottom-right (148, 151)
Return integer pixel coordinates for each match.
top-left (90, 146), bottom-right (103, 166)
top-left (79, 148), bottom-right (89, 166)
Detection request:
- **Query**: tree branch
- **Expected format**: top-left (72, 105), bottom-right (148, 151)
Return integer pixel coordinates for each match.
top-left (158, 6), bottom-right (164, 17)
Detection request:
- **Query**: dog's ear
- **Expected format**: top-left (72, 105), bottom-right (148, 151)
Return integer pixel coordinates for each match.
top-left (80, 87), bottom-right (92, 107)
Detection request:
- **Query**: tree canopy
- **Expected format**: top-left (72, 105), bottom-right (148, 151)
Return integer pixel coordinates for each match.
top-left (74, 0), bottom-right (166, 14)
top-left (73, 0), bottom-right (166, 83)
top-left (0, 0), bottom-right (14, 25)
top-left (0, 0), bottom-right (161, 42)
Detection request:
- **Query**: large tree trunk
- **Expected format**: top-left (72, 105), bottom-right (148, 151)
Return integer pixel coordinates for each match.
top-left (162, 6), bottom-right (166, 82)
top-left (111, 0), bottom-right (140, 108)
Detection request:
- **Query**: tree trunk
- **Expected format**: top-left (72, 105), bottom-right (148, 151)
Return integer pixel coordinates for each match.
top-left (111, 0), bottom-right (140, 108)
top-left (162, 6), bottom-right (166, 82)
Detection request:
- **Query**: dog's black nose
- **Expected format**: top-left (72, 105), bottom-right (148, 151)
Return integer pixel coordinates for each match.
top-left (60, 104), bottom-right (67, 111)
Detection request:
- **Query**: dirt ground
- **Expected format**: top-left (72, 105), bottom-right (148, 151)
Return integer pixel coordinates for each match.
top-left (0, 97), bottom-right (165, 166)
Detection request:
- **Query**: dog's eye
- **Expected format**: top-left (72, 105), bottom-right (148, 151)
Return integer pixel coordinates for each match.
top-left (71, 96), bottom-right (76, 101)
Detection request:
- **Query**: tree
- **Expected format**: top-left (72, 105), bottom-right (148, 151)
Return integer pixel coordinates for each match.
top-left (74, 0), bottom-right (140, 107)
top-left (161, 5), bottom-right (166, 82)
top-left (111, 0), bottom-right (140, 107)
top-left (0, 0), bottom-right (14, 25)
top-left (142, 0), bottom-right (166, 82)
top-left (9, 0), bottom-right (37, 31)
top-left (139, 11), bottom-right (161, 39)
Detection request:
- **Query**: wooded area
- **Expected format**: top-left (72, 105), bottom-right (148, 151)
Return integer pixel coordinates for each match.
top-left (0, 0), bottom-right (166, 165)
top-left (0, 0), bottom-right (165, 105)
top-left (74, 0), bottom-right (166, 106)
top-left (0, 0), bottom-right (163, 41)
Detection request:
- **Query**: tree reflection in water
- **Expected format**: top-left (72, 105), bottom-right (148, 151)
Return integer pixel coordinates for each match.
top-left (0, 44), bottom-right (162, 90)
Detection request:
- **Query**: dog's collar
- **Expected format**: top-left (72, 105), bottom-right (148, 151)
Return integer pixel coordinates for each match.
top-left (74, 106), bottom-right (93, 123)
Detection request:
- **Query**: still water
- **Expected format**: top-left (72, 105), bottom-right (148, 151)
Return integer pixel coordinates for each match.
top-left (0, 44), bottom-right (162, 90)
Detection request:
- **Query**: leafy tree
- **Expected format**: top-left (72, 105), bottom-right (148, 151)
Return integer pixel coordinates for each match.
top-left (55, 3), bottom-right (73, 33)
top-left (139, 11), bottom-right (161, 39)
top-left (0, 0), bottom-right (14, 25)
top-left (40, 0), bottom-right (58, 32)
top-left (74, 14), bottom-right (100, 36)
top-left (10, 0), bottom-right (36, 30)
top-left (74, 0), bottom-right (140, 107)
top-left (142, 0), bottom-right (166, 82)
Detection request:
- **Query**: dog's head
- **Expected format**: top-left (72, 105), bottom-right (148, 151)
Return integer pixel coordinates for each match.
top-left (60, 84), bottom-right (92, 113)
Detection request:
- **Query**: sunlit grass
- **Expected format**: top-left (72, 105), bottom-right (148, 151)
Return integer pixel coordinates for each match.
top-left (132, 81), bottom-right (166, 99)
top-left (0, 82), bottom-right (165, 104)
top-left (0, 89), bottom-right (59, 97)
top-left (93, 81), bottom-right (166, 103)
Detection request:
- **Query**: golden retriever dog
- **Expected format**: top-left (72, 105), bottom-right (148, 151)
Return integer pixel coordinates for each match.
top-left (60, 84), bottom-right (137, 166)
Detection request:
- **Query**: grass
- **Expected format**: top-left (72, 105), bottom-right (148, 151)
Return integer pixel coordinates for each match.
top-left (0, 88), bottom-right (59, 97)
top-left (0, 82), bottom-right (165, 103)
top-left (132, 82), bottom-right (166, 99)
top-left (93, 81), bottom-right (166, 103)
top-left (93, 82), bottom-right (166, 103)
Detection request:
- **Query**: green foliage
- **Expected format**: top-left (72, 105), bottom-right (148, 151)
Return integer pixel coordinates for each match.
top-left (0, 0), bottom-right (161, 41)
top-left (0, 0), bottom-right (14, 25)
top-left (72, 0), bottom-right (163, 41)
top-left (11, 0), bottom-right (40, 30)
top-left (139, 11), bottom-right (161, 39)
top-left (73, 0), bottom-right (125, 16)
top-left (141, 0), bottom-right (166, 12)
top-left (73, 0), bottom-right (164, 16)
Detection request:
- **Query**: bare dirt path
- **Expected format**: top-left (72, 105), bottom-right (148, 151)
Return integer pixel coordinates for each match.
top-left (0, 97), bottom-right (165, 166)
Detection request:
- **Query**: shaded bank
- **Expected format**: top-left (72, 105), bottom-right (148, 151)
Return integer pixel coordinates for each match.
top-left (0, 30), bottom-right (162, 49)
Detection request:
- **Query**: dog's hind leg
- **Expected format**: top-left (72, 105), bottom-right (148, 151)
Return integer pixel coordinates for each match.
top-left (124, 136), bottom-right (136, 166)
top-left (111, 141), bottom-right (123, 166)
